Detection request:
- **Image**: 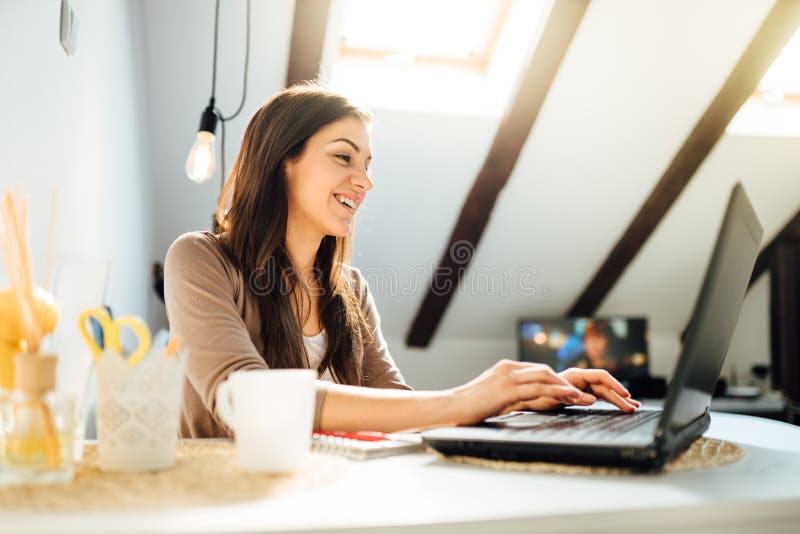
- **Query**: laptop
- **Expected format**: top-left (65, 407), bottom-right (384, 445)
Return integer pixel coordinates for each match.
top-left (422, 183), bottom-right (763, 470)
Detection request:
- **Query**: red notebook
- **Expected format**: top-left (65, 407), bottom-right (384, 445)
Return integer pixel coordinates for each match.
top-left (311, 431), bottom-right (424, 460)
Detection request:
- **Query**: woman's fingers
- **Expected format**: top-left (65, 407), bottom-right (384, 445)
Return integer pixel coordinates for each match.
top-left (561, 368), bottom-right (632, 399)
top-left (510, 364), bottom-right (571, 387)
top-left (495, 365), bottom-right (643, 417)
top-left (568, 392), bottom-right (597, 405)
top-left (499, 401), bottom-right (532, 415)
top-left (476, 361), bottom-right (641, 423)
top-left (501, 395), bottom-right (576, 413)
top-left (508, 364), bottom-right (601, 406)
top-left (514, 382), bottom-right (589, 405)
top-left (581, 369), bottom-right (631, 397)
top-left (587, 383), bottom-right (638, 412)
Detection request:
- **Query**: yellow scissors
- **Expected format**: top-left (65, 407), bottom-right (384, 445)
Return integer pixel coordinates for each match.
top-left (78, 307), bottom-right (152, 367)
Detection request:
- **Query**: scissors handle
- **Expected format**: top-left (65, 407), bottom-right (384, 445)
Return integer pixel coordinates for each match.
top-left (78, 307), bottom-right (152, 366)
top-left (114, 315), bottom-right (151, 367)
top-left (77, 307), bottom-right (113, 361)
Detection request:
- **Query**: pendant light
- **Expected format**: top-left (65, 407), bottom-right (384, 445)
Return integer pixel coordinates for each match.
top-left (185, 0), bottom-right (250, 189)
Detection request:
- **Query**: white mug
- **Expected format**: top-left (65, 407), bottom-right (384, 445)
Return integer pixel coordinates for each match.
top-left (216, 369), bottom-right (316, 473)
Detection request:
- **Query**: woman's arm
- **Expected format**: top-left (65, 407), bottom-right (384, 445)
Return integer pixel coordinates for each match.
top-left (164, 232), bottom-right (270, 433)
top-left (318, 359), bottom-right (638, 433)
top-left (318, 384), bottom-right (456, 432)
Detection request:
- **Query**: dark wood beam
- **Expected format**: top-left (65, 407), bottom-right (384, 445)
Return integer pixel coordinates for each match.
top-left (769, 243), bottom-right (800, 421)
top-left (406, 0), bottom-right (590, 348)
top-left (568, 0), bottom-right (800, 317)
top-left (286, 0), bottom-right (331, 86)
top-left (750, 208), bottom-right (800, 288)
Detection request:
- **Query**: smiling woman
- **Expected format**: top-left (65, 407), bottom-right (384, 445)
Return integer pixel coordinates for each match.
top-left (163, 84), bottom-right (638, 439)
top-left (217, 87), bottom-right (374, 382)
top-left (284, 119), bottom-right (372, 239)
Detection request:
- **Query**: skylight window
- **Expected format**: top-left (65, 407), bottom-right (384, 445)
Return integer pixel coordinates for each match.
top-left (753, 28), bottom-right (800, 103)
top-left (325, 0), bottom-right (549, 117)
top-left (728, 28), bottom-right (800, 137)
top-left (339, 0), bottom-right (509, 71)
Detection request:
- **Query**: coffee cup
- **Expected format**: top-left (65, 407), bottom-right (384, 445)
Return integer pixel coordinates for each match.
top-left (216, 369), bottom-right (316, 473)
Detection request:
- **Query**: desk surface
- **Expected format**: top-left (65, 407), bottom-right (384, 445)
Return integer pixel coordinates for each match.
top-left (6, 412), bottom-right (800, 534)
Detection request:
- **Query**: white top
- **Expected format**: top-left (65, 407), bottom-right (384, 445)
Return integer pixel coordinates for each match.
top-left (303, 330), bottom-right (332, 381)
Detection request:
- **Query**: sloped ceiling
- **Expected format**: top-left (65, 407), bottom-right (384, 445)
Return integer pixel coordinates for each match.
top-left (353, 0), bottom-right (796, 343)
top-left (142, 0), bottom-right (800, 371)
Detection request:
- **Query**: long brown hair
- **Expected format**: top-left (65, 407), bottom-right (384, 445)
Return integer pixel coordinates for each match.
top-left (215, 84), bottom-right (372, 385)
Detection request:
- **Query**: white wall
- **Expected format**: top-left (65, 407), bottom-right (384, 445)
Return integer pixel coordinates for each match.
top-left (0, 0), bottom-right (153, 322)
top-left (140, 0), bottom-right (296, 326)
top-left (141, 0), bottom-right (294, 257)
top-left (138, 0), bottom-right (795, 390)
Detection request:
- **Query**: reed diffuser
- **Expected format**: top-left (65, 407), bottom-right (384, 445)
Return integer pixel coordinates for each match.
top-left (0, 186), bottom-right (72, 483)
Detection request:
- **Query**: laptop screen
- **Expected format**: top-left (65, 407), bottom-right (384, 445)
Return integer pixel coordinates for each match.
top-left (661, 183), bottom-right (763, 431)
top-left (518, 317), bottom-right (649, 383)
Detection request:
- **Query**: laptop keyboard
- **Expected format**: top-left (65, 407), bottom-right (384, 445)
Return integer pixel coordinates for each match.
top-left (487, 409), bottom-right (661, 440)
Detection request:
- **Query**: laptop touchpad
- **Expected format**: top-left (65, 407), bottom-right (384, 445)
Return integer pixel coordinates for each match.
top-left (484, 411), bottom-right (564, 428)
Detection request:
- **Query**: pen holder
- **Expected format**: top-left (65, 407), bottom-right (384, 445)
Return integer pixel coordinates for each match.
top-left (94, 348), bottom-right (183, 472)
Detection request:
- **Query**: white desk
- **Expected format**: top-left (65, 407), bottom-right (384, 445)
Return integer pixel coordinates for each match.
top-left (6, 413), bottom-right (800, 534)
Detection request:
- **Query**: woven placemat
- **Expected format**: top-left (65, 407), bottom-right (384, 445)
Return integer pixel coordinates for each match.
top-left (435, 436), bottom-right (744, 475)
top-left (0, 441), bottom-right (349, 511)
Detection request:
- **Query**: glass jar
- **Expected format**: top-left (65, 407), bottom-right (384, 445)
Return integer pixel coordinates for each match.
top-left (0, 353), bottom-right (74, 485)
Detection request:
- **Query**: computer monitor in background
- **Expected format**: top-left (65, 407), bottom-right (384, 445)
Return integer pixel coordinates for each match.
top-left (518, 317), bottom-right (649, 383)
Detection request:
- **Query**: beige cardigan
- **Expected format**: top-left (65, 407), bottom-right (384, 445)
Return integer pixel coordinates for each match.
top-left (164, 231), bottom-right (411, 438)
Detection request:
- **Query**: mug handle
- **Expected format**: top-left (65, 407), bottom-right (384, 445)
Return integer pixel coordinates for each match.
top-left (215, 379), bottom-right (235, 431)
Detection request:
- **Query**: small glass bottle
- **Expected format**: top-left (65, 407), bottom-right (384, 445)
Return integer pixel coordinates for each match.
top-left (0, 353), bottom-right (74, 484)
top-left (0, 384), bottom-right (8, 471)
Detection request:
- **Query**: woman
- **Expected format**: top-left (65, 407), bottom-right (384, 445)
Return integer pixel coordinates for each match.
top-left (569, 321), bottom-right (618, 373)
top-left (164, 84), bottom-right (639, 438)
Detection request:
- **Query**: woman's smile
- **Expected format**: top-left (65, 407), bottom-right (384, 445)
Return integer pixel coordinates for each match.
top-left (334, 193), bottom-right (359, 214)
top-left (335, 196), bottom-right (355, 215)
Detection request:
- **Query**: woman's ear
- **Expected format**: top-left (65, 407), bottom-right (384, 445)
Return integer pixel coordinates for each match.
top-left (283, 158), bottom-right (294, 181)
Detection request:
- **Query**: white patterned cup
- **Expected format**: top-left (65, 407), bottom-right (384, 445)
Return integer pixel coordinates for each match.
top-left (216, 369), bottom-right (316, 473)
top-left (94, 348), bottom-right (183, 472)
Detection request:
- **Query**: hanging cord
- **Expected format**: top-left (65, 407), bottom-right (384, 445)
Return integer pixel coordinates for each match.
top-left (210, 0), bottom-right (220, 99)
top-left (209, 0), bottom-right (251, 193)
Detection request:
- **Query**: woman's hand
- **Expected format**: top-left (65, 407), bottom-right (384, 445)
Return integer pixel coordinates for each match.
top-left (499, 367), bottom-right (641, 415)
top-left (560, 368), bottom-right (640, 412)
top-left (447, 359), bottom-right (595, 426)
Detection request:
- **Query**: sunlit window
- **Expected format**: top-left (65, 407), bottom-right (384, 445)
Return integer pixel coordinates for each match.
top-left (728, 28), bottom-right (800, 137)
top-left (325, 0), bottom-right (550, 117)
top-left (339, 0), bottom-right (509, 71)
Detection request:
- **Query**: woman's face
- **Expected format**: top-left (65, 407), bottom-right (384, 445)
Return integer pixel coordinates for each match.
top-left (584, 333), bottom-right (608, 362)
top-left (285, 116), bottom-right (373, 239)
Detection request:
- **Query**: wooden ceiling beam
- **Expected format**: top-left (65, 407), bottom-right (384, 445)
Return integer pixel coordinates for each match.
top-left (406, 0), bottom-right (590, 348)
top-left (749, 208), bottom-right (800, 288)
top-left (286, 0), bottom-right (331, 86)
top-left (568, 0), bottom-right (800, 317)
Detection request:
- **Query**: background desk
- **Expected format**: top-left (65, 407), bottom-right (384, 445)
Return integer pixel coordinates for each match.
top-left (6, 412), bottom-right (800, 534)
top-left (644, 391), bottom-right (787, 420)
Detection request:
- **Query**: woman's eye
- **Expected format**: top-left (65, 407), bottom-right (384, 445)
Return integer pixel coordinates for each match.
top-left (335, 154), bottom-right (351, 163)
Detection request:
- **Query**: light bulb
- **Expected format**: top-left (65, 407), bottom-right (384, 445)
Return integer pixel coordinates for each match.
top-left (185, 131), bottom-right (216, 183)
top-left (186, 101), bottom-right (219, 184)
